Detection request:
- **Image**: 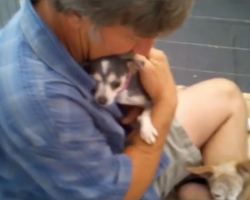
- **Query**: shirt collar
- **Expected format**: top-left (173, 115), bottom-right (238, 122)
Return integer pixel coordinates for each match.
top-left (20, 0), bottom-right (95, 92)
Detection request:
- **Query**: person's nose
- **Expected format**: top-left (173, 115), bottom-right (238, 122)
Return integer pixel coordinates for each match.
top-left (132, 39), bottom-right (155, 56)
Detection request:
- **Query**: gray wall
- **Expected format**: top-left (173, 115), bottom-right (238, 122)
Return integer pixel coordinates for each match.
top-left (0, 0), bottom-right (20, 28)
top-left (154, 0), bottom-right (250, 92)
top-left (1, 0), bottom-right (250, 91)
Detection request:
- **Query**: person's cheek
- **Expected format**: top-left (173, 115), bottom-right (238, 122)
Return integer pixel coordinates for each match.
top-left (105, 38), bottom-right (135, 55)
top-left (132, 39), bottom-right (154, 56)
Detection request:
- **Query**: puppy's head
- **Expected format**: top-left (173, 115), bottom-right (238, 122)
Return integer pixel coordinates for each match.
top-left (187, 160), bottom-right (250, 200)
top-left (86, 56), bottom-right (142, 107)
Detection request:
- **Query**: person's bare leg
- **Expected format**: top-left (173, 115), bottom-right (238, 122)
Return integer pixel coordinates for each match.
top-left (175, 78), bottom-right (248, 199)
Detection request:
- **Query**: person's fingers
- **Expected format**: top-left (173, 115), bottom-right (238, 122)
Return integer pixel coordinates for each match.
top-left (121, 107), bottom-right (143, 125)
top-left (148, 48), bottom-right (168, 61)
top-left (134, 49), bottom-right (167, 71)
top-left (134, 54), bottom-right (151, 67)
top-left (125, 132), bottom-right (137, 143)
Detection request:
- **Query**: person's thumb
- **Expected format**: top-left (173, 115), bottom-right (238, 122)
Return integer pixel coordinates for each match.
top-left (134, 54), bottom-right (151, 67)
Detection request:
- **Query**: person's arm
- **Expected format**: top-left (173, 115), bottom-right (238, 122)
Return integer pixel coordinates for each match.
top-left (2, 83), bottom-right (133, 200)
top-left (124, 49), bottom-right (178, 199)
top-left (124, 95), bottom-right (177, 200)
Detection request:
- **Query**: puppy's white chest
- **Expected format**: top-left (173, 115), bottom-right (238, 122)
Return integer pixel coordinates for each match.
top-left (116, 90), bottom-right (147, 106)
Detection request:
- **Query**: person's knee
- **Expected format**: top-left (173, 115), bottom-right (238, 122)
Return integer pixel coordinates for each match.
top-left (177, 183), bottom-right (200, 198)
top-left (211, 78), bottom-right (246, 113)
top-left (176, 78), bottom-right (247, 150)
top-left (177, 183), bottom-right (212, 200)
top-left (212, 78), bottom-right (240, 98)
top-left (201, 78), bottom-right (248, 159)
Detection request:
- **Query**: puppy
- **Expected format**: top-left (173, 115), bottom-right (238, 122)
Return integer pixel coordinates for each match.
top-left (85, 55), bottom-right (158, 144)
top-left (187, 159), bottom-right (250, 200)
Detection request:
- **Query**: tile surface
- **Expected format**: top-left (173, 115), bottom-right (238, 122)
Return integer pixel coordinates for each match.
top-left (155, 0), bottom-right (250, 92)
top-left (0, 0), bottom-right (250, 91)
top-left (166, 17), bottom-right (250, 49)
top-left (191, 0), bottom-right (250, 20)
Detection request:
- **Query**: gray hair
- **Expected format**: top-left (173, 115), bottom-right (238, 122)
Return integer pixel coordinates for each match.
top-left (49, 0), bottom-right (194, 38)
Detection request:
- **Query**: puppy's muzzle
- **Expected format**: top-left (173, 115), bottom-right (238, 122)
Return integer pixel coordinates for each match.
top-left (96, 96), bottom-right (108, 106)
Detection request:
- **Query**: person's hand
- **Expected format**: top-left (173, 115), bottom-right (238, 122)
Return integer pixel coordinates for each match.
top-left (121, 106), bottom-right (143, 125)
top-left (135, 48), bottom-right (174, 104)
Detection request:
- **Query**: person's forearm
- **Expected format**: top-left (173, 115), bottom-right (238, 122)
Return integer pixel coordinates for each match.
top-left (123, 95), bottom-right (177, 199)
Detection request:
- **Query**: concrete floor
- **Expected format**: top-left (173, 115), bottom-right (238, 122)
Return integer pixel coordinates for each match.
top-left (1, 0), bottom-right (250, 91)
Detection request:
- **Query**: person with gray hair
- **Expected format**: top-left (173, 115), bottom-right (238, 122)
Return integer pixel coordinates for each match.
top-left (0, 0), bottom-right (248, 199)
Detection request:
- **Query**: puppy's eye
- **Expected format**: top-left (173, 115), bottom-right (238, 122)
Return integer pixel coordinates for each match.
top-left (111, 80), bottom-right (121, 89)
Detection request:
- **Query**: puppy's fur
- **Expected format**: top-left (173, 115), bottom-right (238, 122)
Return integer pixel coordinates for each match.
top-left (85, 55), bottom-right (158, 144)
top-left (187, 159), bottom-right (250, 200)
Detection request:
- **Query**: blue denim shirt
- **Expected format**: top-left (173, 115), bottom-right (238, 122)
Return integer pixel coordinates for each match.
top-left (0, 1), bottom-right (169, 199)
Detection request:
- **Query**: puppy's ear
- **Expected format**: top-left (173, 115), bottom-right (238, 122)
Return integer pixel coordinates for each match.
top-left (126, 58), bottom-right (144, 75)
top-left (236, 159), bottom-right (250, 179)
top-left (187, 166), bottom-right (214, 179)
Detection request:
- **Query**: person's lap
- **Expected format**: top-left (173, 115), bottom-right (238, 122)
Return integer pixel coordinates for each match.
top-left (152, 117), bottom-right (203, 199)
top-left (153, 78), bottom-right (247, 199)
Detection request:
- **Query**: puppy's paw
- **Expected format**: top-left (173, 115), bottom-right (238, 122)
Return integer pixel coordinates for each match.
top-left (140, 122), bottom-right (158, 145)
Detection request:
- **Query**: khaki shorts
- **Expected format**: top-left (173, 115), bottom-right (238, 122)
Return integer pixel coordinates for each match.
top-left (153, 118), bottom-right (203, 199)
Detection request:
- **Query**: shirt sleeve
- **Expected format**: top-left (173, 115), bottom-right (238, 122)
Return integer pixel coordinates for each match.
top-left (2, 80), bottom-right (132, 200)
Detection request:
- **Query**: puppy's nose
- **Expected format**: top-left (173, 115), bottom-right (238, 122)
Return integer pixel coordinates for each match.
top-left (97, 96), bottom-right (107, 105)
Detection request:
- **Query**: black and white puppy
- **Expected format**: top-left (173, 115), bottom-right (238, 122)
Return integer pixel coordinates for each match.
top-left (85, 55), bottom-right (158, 144)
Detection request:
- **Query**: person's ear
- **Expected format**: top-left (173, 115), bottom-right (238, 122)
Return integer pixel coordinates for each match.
top-left (187, 166), bottom-right (214, 179)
